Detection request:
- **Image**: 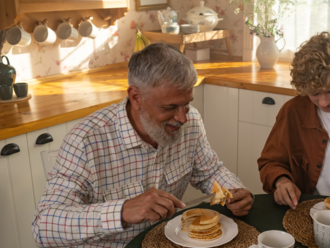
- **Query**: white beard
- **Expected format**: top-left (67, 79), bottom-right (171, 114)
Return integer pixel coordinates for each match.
top-left (140, 107), bottom-right (184, 147)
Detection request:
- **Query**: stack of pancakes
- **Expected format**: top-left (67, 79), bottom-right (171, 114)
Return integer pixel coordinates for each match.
top-left (181, 208), bottom-right (222, 241)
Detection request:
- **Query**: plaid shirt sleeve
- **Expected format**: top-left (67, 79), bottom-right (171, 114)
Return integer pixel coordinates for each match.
top-left (191, 116), bottom-right (246, 193)
top-left (32, 136), bottom-right (129, 247)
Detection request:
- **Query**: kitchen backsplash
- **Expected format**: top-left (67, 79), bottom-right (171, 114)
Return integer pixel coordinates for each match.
top-left (1, 0), bottom-right (243, 81)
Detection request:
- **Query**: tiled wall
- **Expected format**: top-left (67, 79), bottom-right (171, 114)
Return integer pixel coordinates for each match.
top-left (0, 0), bottom-right (243, 81)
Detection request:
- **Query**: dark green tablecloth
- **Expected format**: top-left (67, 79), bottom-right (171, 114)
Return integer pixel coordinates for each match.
top-left (125, 194), bottom-right (327, 248)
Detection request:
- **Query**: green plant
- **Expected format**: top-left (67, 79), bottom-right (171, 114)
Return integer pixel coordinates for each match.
top-left (230, 0), bottom-right (296, 38)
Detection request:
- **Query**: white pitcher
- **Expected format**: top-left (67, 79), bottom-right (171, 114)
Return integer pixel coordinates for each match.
top-left (256, 36), bottom-right (286, 69)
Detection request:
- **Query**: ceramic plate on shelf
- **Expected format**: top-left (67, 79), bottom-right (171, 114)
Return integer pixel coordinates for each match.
top-left (164, 214), bottom-right (238, 248)
top-left (310, 202), bottom-right (327, 217)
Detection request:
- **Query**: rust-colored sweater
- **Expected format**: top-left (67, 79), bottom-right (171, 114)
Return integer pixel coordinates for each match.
top-left (258, 95), bottom-right (329, 194)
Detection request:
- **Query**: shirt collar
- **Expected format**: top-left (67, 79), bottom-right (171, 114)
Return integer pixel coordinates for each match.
top-left (117, 96), bottom-right (144, 149)
top-left (303, 96), bottom-right (323, 129)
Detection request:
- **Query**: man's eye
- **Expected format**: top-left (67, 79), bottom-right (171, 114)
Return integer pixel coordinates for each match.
top-left (164, 106), bottom-right (176, 111)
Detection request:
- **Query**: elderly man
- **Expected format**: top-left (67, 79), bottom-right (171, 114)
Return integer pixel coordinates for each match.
top-left (32, 43), bottom-right (253, 248)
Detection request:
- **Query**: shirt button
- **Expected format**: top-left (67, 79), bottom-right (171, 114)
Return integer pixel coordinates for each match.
top-left (317, 164), bottom-right (322, 168)
top-left (322, 139), bottom-right (327, 144)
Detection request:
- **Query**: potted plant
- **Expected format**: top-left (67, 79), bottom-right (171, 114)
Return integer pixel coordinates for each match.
top-left (231, 0), bottom-right (296, 68)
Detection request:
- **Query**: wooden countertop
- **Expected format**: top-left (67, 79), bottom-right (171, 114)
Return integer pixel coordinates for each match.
top-left (0, 59), bottom-right (295, 140)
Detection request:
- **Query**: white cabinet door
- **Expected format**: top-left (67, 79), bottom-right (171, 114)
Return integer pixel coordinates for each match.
top-left (237, 122), bottom-right (272, 194)
top-left (0, 140), bottom-right (20, 248)
top-left (203, 85), bottom-right (239, 174)
top-left (1, 134), bottom-right (38, 248)
top-left (66, 118), bottom-right (84, 132)
top-left (191, 84), bottom-right (204, 119)
top-left (182, 85), bottom-right (205, 202)
top-left (27, 123), bottom-right (67, 206)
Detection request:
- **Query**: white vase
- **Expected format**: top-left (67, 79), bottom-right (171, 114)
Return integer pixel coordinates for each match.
top-left (256, 36), bottom-right (285, 68)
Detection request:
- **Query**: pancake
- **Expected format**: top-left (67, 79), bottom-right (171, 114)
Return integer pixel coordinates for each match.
top-left (210, 181), bottom-right (233, 206)
top-left (189, 228), bottom-right (222, 241)
top-left (325, 197), bottom-right (330, 210)
top-left (189, 216), bottom-right (219, 232)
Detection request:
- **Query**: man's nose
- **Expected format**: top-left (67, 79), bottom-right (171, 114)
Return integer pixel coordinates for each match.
top-left (174, 106), bottom-right (188, 124)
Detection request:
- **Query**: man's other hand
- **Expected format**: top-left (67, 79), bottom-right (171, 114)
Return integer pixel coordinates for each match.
top-left (274, 176), bottom-right (301, 210)
top-left (121, 188), bottom-right (185, 224)
top-left (226, 188), bottom-right (253, 216)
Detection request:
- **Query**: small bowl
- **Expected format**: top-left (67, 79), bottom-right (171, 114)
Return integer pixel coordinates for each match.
top-left (180, 24), bottom-right (200, 34)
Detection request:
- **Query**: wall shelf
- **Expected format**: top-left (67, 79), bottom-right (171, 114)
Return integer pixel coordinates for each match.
top-left (1, 0), bottom-right (128, 31)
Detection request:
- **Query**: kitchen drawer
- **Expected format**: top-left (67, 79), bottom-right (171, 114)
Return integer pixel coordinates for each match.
top-left (239, 89), bottom-right (293, 127)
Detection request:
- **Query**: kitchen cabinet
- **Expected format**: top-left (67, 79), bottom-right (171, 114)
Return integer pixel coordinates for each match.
top-left (28, 118), bottom-right (83, 206)
top-left (182, 84), bottom-right (239, 204)
top-left (0, 118), bottom-right (83, 248)
top-left (182, 84), bottom-right (205, 203)
top-left (237, 89), bottom-right (293, 194)
top-left (203, 84), bottom-right (239, 175)
top-left (0, 135), bottom-right (38, 248)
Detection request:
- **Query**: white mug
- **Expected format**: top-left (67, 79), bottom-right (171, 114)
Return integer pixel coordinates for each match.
top-left (78, 17), bottom-right (98, 39)
top-left (6, 24), bottom-right (31, 47)
top-left (56, 18), bottom-right (78, 41)
top-left (313, 210), bottom-right (330, 248)
top-left (33, 20), bottom-right (57, 44)
top-left (249, 230), bottom-right (295, 248)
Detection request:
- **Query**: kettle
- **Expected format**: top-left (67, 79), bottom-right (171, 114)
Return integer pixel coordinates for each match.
top-left (157, 7), bottom-right (181, 26)
top-left (0, 56), bottom-right (16, 87)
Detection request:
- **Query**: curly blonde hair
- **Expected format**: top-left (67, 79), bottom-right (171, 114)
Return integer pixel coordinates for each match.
top-left (291, 32), bottom-right (330, 96)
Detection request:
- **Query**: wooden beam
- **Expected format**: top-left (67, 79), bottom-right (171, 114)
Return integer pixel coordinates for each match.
top-left (19, 1), bottom-right (127, 13)
top-left (0, 0), bottom-right (19, 30)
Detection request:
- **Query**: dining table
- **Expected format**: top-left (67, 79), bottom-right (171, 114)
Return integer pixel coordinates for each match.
top-left (125, 194), bottom-right (327, 248)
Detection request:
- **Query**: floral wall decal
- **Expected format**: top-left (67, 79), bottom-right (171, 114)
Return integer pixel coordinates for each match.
top-left (1, 0), bottom-right (243, 81)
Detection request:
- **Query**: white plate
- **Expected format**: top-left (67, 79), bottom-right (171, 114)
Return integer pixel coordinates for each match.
top-left (164, 214), bottom-right (238, 248)
top-left (310, 202), bottom-right (327, 217)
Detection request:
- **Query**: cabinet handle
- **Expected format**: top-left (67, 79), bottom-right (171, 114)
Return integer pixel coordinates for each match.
top-left (1, 143), bottom-right (20, 156)
top-left (262, 97), bottom-right (275, 105)
top-left (36, 133), bottom-right (53, 145)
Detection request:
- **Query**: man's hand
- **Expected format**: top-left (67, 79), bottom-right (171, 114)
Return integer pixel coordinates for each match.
top-left (226, 188), bottom-right (253, 216)
top-left (274, 176), bottom-right (301, 210)
top-left (121, 188), bottom-right (186, 224)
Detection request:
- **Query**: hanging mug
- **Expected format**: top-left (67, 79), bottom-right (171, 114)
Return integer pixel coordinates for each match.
top-left (33, 19), bottom-right (57, 45)
top-left (6, 22), bottom-right (31, 47)
top-left (78, 16), bottom-right (98, 39)
top-left (56, 18), bottom-right (78, 41)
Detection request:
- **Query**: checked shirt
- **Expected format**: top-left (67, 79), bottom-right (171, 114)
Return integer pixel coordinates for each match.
top-left (32, 96), bottom-right (246, 248)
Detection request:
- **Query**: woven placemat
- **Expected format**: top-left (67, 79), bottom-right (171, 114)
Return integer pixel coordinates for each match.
top-left (142, 218), bottom-right (259, 248)
top-left (283, 198), bottom-right (325, 247)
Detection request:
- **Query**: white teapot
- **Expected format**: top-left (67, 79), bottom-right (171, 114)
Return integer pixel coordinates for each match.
top-left (182, 1), bottom-right (223, 32)
top-left (157, 7), bottom-right (181, 26)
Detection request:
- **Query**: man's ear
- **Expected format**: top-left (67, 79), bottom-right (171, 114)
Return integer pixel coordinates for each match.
top-left (127, 86), bottom-right (142, 110)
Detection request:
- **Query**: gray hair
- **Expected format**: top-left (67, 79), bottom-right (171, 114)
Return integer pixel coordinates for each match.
top-left (128, 43), bottom-right (197, 95)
